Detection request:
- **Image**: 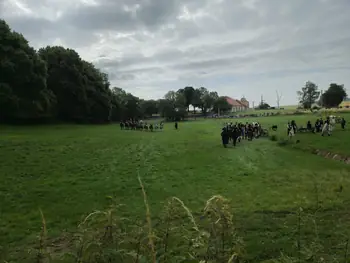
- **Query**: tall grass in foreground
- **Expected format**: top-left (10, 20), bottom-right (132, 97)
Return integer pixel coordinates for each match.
top-left (6, 177), bottom-right (350, 263)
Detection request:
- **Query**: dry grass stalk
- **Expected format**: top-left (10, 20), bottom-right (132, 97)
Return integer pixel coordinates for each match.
top-left (138, 175), bottom-right (157, 263)
top-left (37, 208), bottom-right (47, 263)
top-left (171, 197), bottom-right (199, 232)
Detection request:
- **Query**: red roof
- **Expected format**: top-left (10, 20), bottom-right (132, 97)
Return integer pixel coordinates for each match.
top-left (225, 96), bottom-right (244, 107)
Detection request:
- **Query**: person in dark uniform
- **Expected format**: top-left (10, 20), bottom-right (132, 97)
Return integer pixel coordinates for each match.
top-left (231, 125), bottom-right (240, 147)
top-left (221, 127), bottom-right (229, 148)
top-left (315, 119), bottom-right (321, 132)
top-left (307, 121), bottom-right (312, 131)
top-left (247, 124), bottom-right (254, 141)
top-left (175, 122), bottom-right (178, 130)
top-left (253, 123), bottom-right (258, 138)
top-left (319, 118), bottom-right (324, 129)
top-left (238, 123), bottom-right (244, 140)
top-left (341, 118), bottom-right (346, 130)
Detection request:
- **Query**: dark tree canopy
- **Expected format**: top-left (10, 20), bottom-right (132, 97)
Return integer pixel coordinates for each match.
top-left (321, 83), bottom-right (347, 108)
top-left (182, 86), bottom-right (195, 112)
top-left (297, 81), bottom-right (320, 109)
top-left (257, 102), bottom-right (270, 110)
top-left (213, 96), bottom-right (232, 114)
top-left (0, 20), bottom-right (56, 123)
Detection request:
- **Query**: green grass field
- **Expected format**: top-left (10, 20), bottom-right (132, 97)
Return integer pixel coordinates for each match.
top-left (1, 114), bottom-right (350, 262)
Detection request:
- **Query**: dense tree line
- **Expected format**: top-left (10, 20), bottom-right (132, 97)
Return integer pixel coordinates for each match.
top-left (297, 81), bottom-right (347, 109)
top-left (0, 19), bottom-right (232, 124)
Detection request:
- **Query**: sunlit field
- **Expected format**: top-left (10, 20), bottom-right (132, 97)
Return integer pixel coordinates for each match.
top-left (1, 114), bottom-right (350, 262)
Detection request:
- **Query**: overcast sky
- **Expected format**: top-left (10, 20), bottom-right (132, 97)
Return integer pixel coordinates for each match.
top-left (1, 0), bottom-right (349, 106)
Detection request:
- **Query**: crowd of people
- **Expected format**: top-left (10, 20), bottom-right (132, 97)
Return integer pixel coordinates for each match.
top-left (120, 115), bottom-right (346, 148)
top-left (120, 120), bottom-right (164, 131)
top-left (220, 122), bottom-right (267, 148)
top-left (290, 116), bottom-right (346, 137)
top-left (220, 116), bottom-right (346, 148)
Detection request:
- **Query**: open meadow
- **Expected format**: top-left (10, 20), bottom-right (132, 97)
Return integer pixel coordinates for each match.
top-left (1, 114), bottom-right (350, 262)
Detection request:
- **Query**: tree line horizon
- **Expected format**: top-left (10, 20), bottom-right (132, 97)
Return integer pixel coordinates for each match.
top-left (0, 19), bottom-right (347, 124)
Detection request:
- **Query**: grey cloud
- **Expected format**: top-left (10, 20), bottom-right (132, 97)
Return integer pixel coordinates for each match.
top-left (60, 4), bottom-right (137, 32)
top-left (96, 53), bottom-right (152, 70)
top-left (110, 73), bottom-right (136, 81)
top-left (59, 0), bottom-right (189, 33)
top-left (1, 16), bottom-right (56, 39)
top-left (1, 0), bottom-right (350, 104)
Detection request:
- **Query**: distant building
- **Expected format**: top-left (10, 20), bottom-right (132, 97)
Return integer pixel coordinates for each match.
top-left (340, 97), bottom-right (350, 108)
top-left (224, 96), bottom-right (249, 112)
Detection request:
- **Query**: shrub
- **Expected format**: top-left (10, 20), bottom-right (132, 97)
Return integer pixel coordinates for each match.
top-left (23, 178), bottom-right (245, 263)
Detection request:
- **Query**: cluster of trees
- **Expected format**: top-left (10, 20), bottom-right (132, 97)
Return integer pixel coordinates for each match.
top-left (0, 19), bottom-right (232, 124)
top-left (298, 81), bottom-right (347, 110)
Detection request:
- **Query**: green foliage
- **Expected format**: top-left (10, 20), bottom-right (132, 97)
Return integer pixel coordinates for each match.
top-left (321, 83), bottom-right (347, 108)
top-left (140, 99), bottom-right (158, 117)
top-left (213, 96), bottom-right (232, 113)
top-left (38, 46), bottom-right (113, 123)
top-left (297, 81), bottom-right (320, 109)
top-left (160, 87), bottom-right (219, 120)
top-left (0, 19), bottom-right (56, 123)
top-left (182, 86), bottom-right (195, 112)
top-left (257, 102), bottom-right (270, 110)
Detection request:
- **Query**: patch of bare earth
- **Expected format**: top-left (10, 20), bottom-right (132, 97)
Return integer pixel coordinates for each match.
top-left (311, 149), bottom-right (350, 164)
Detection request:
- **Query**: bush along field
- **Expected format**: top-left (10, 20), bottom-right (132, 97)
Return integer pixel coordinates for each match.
top-left (1, 114), bottom-right (350, 262)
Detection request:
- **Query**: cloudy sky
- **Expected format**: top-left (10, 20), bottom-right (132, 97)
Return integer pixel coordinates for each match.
top-left (1, 0), bottom-right (349, 106)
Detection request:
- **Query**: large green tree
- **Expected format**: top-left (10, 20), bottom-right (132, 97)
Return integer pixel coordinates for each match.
top-left (82, 61), bottom-right (112, 122)
top-left (297, 81), bottom-right (320, 109)
top-left (38, 46), bottom-right (112, 123)
top-left (140, 99), bottom-right (158, 117)
top-left (191, 87), bottom-right (208, 113)
top-left (213, 96), bottom-right (231, 114)
top-left (321, 83), bottom-right (347, 108)
top-left (0, 19), bottom-right (56, 123)
top-left (110, 87), bottom-right (127, 121)
top-left (181, 86), bottom-right (195, 112)
top-left (203, 91), bottom-right (219, 114)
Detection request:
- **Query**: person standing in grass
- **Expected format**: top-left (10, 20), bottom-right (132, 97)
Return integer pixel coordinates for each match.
top-left (247, 124), bottom-right (254, 141)
top-left (221, 127), bottom-right (229, 148)
top-left (321, 117), bottom-right (331, 136)
top-left (231, 125), bottom-right (240, 147)
top-left (341, 118), bottom-right (346, 130)
top-left (307, 121), bottom-right (312, 131)
top-left (175, 122), bottom-right (178, 130)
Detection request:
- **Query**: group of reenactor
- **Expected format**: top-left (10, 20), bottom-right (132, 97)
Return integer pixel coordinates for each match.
top-left (300, 117), bottom-right (346, 136)
top-left (288, 116), bottom-right (346, 138)
top-left (120, 120), bottom-right (164, 132)
top-left (221, 122), bottom-right (265, 148)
